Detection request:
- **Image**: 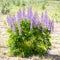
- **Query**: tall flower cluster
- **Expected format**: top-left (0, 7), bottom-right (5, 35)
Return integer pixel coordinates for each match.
top-left (7, 7), bottom-right (54, 33)
top-left (41, 11), bottom-right (54, 32)
top-left (7, 15), bottom-right (16, 31)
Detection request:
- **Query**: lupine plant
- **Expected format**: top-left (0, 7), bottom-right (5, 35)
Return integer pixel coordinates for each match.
top-left (7, 7), bottom-right (54, 57)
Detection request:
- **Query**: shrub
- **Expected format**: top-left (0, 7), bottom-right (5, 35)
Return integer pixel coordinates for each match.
top-left (7, 7), bottom-right (54, 57)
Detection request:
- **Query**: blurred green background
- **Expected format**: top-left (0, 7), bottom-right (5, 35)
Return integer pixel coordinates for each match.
top-left (0, 0), bottom-right (60, 22)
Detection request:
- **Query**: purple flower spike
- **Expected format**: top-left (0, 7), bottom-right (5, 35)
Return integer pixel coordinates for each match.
top-left (32, 12), bottom-right (40, 27)
top-left (22, 7), bottom-right (26, 19)
top-left (27, 7), bottom-right (33, 20)
top-left (7, 15), bottom-right (12, 26)
top-left (41, 12), bottom-right (45, 23)
top-left (27, 7), bottom-right (33, 29)
top-left (50, 20), bottom-right (54, 33)
top-left (41, 11), bottom-right (49, 28)
top-left (41, 11), bottom-right (54, 33)
top-left (17, 9), bottom-right (22, 23)
top-left (11, 15), bottom-right (16, 32)
top-left (17, 9), bottom-right (22, 34)
top-left (7, 15), bottom-right (16, 26)
top-left (52, 20), bottom-right (54, 32)
top-left (7, 15), bottom-right (16, 32)
top-left (12, 15), bottom-right (16, 24)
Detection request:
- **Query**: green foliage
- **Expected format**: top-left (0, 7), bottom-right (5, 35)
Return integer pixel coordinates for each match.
top-left (41, 1), bottom-right (48, 10)
top-left (1, 0), bottom-right (10, 14)
top-left (7, 20), bottom-right (51, 57)
top-left (12, 0), bottom-right (26, 6)
top-left (12, 0), bottom-right (20, 6)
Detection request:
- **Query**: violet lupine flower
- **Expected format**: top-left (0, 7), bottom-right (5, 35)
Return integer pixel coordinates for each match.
top-left (11, 16), bottom-right (16, 32)
top-left (17, 9), bottom-right (22, 35)
top-left (41, 12), bottom-right (45, 23)
top-left (41, 12), bottom-right (46, 29)
top-left (22, 7), bottom-right (26, 19)
top-left (7, 15), bottom-right (13, 26)
top-left (7, 15), bottom-right (16, 26)
top-left (32, 12), bottom-right (40, 27)
top-left (41, 11), bottom-right (49, 28)
top-left (48, 20), bottom-right (51, 31)
top-left (7, 15), bottom-right (16, 32)
top-left (11, 15), bottom-right (16, 24)
top-left (41, 11), bottom-right (49, 27)
top-left (49, 20), bottom-right (54, 33)
top-left (27, 7), bottom-right (33, 20)
top-left (44, 11), bottom-right (49, 27)
top-left (27, 7), bottom-right (33, 29)
top-left (41, 11), bottom-right (54, 32)
top-left (17, 9), bottom-right (22, 23)
top-left (51, 20), bottom-right (54, 32)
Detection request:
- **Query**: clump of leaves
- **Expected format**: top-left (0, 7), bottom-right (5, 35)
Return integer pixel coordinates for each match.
top-left (1, 0), bottom-right (10, 14)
